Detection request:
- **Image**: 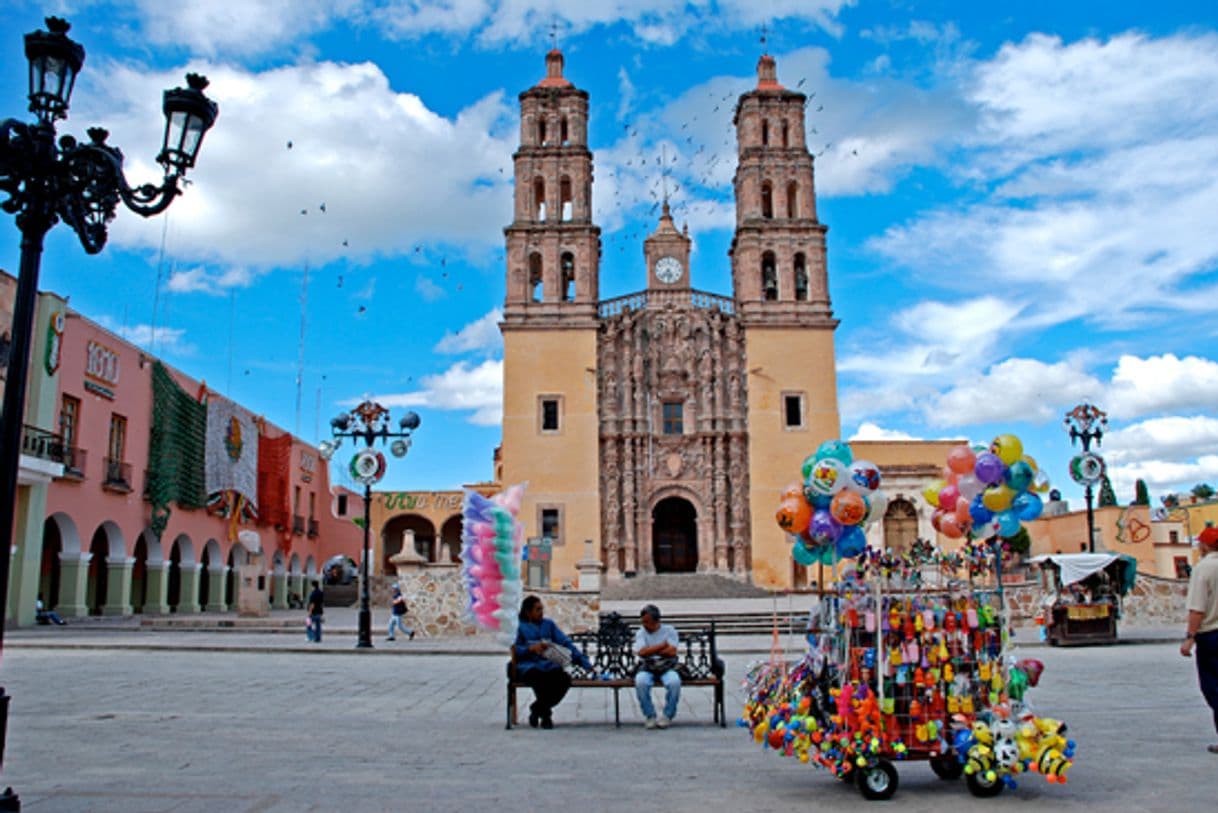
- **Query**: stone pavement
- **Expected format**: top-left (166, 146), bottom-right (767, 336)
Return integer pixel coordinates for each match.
top-left (0, 613), bottom-right (1208, 812)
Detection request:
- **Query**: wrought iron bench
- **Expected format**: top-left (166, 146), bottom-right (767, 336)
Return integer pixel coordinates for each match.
top-left (506, 611), bottom-right (726, 729)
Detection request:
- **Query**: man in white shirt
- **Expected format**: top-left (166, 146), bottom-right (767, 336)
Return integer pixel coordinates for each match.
top-left (635, 604), bottom-right (681, 729)
top-left (1181, 525), bottom-right (1218, 754)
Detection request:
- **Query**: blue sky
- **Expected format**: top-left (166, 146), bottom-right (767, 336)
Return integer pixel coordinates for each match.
top-left (2, 1), bottom-right (1217, 508)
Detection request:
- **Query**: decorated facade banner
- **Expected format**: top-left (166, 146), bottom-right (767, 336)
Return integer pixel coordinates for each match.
top-left (205, 394), bottom-right (260, 506)
top-left (147, 362), bottom-right (207, 536)
top-left (459, 484), bottom-right (526, 646)
top-left (258, 431), bottom-right (294, 552)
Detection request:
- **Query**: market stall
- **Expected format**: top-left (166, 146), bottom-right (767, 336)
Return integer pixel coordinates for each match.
top-left (745, 437), bottom-right (1077, 801)
top-left (1028, 553), bottom-right (1136, 646)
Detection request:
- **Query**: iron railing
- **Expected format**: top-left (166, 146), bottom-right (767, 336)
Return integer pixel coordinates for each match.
top-left (103, 457), bottom-right (132, 491)
top-left (597, 287), bottom-right (736, 318)
top-left (20, 424), bottom-right (65, 463)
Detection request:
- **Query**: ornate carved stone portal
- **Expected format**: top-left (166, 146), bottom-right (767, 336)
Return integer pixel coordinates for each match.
top-left (597, 296), bottom-right (750, 576)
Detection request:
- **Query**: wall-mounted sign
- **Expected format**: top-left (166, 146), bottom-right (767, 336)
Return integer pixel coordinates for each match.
top-left (85, 340), bottom-right (120, 387)
top-left (44, 311), bottom-right (64, 376)
top-left (299, 450), bottom-right (317, 483)
top-left (380, 492), bottom-right (462, 511)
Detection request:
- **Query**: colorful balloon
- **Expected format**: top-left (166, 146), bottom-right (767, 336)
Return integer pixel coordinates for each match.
top-left (982, 483), bottom-right (1016, 512)
top-left (815, 439), bottom-right (854, 467)
top-left (1005, 460), bottom-right (1034, 493)
top-left (776, 496), bottom-right (813, 534)
top-left (957, 474), bottom-right (984, 501)
top-left (947, 444), bottom-right (977, 475)
top-left (994, 509), bottom-right (1022, 538)
top-left (792, 541), bottom-right (818, 567)
top-left (848, 460), bottom-right (881, 494)
top-left (836, 526), bottom-right (867, 559)
top-left (940, 514), bottom-right (966, 539)
top-left (808, 509), bottom-right (844, 545)
top-left (974, 452), bottom-right (1007, 486)
top-left (922, 479), bottom-right (946, 507)
top-left (806, 457), bottom-right (848, 497)
top-left (990, 434), bottom-right (1024, 466)
top-left (830, 490), bottom-right (867, 526)
top-left (937, 483), bottom-right (961, 511)
top-left (864, 490), bottom-right (889, 525)
top-left (969, 494), bottom-right (994, 526)
top-left (1013, 491), bottom-right (1044, 521)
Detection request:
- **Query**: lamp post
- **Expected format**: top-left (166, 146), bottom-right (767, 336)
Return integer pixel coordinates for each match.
top-left (1064, 403), bottom-right (1108, 554)
top-left (319, 401), bottom-right (420, 648)
top-left (0, 18), bottom-right (216, 808)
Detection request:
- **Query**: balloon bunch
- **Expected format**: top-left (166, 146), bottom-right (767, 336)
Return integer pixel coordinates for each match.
top-left (776, 440), bottom-right (887, 567)
top-left (460, 484), bottom-right (526, 646)
top-left (924, 435), bottom-right (1049, 542)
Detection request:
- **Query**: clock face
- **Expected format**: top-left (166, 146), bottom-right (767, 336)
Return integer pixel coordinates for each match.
top-left (655, 255), bottom-right (683, 284)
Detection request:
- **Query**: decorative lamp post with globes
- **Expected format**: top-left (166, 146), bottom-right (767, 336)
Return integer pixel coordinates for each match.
top-left (1064, 403), bottom-right (1108, 554)
top-left (0, 18), bottom-right (217, 808)
top-left (318, 401), bottom-right (420, 649)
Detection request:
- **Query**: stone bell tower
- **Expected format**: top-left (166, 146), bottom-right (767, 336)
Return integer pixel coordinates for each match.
top-left (731, 52), bottom-right (842, 586)
top-left (500, 50), bottom-right (602, 587)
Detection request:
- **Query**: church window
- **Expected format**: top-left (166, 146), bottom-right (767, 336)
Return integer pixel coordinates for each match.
top-left (787, 181), bottom-right (798, 218)
top-left (662, 402), bottom-right (684, 435)
top-left (560, 176), bottom-right (573, 222)
top-left (560, 252), bottom-right (576, 302)
top-left (782, 120), bottom-right (789, 148)
top-left (538, 119), bottom-right (547, 145)
top-left (529, 253), bottom-right (543, 302)
top-left (794, 253), bottom-right (808, 301)
top-left (336, 493), bottom-right (348, 516)
top-left (541, 508), bottom-right (560, 541)
top-left (783, 392), bottom-right (805, 429)
top-left (762, 252), bottom-right (778, 300)
top-left (761, 182), bottom-right (773, 219)
top-left (560, 116), bottom-right (569, 145)
top-left (761, 119), bottom-right (769, 146)
top-left (533, 178), bottom-right (546, 221)
top-left (884, 499), bottom-right (918, 555)
top-left (540, 395), bottom-right (563, 433)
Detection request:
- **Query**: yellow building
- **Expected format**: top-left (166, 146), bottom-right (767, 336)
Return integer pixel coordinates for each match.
top-left (368, 50), bottom-right (1190, 590)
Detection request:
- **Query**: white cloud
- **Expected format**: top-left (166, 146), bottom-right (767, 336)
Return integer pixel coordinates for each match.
top-left (131, 0), bottom-right (357, 57)
top-left (414, 276), bottom-right (444, 302)
top-left (435, 309), bottom-right (503, 354)
top-left (850, 422), bottom-right (917, 441)
top-left (375, 359), bottom-right (503, 425)
top-left (925, 358), bottom-right (1102, 427)
top-left (93, 317), bottom-right (192, 356)
top-left (75, 60), bottom-right (516, 270)
top-left (1102, 416), bottom-right (1218, 466)
top-left (1106, 354), bottom-right (1218, 419)
top-left (166, 265), bottom-right (256, 295)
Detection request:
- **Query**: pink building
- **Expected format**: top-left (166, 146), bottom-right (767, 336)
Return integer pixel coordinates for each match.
top-left (3, 270), bottom-right (362, 623)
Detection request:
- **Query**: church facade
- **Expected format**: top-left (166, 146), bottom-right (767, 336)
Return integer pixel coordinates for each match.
top-left (499, 49), bottom-right (843, 589)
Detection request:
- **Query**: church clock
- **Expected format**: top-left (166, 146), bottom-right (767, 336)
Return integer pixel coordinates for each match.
top-left (655, 255), bottom-right (683, 284)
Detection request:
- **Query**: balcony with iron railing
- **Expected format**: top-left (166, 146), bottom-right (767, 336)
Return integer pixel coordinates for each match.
top-left (61, 446), bottom-right (87, 479)
top-left (307, 518), bottom-right (320, 538)
top-left (103, 457), bottom-right (133, 493)
top-left (21, 424), bottom-right (65, 464)
top-left (292, 514), bottom-right (306, 535)
top-left (597, 288), bottom-right (736, 318)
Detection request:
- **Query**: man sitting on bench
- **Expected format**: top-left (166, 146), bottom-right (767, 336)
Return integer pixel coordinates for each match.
top-left (635, 604), bottom-right (680, 729)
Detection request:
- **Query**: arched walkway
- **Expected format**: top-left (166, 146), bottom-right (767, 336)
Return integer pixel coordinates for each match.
top-left (129, 529), bottom-right (165, 614)
top-left (168, 534), bottom-right (197, 612)
top-left (382, 514), bottom-right (437, 568)
top-left (85, 522), bottom-right (124, 615)
top-left (652, 497), bottom-right (698, 573)
top-left (439, 515), bottom-right (463, 563)
top-left (40, 516), bottom-right (64, 608)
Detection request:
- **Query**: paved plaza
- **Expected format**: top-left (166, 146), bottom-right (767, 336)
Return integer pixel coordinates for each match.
top-left (0, 617), bottom-right (1212, 812)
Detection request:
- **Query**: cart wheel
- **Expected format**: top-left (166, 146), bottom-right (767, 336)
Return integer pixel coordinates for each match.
top-left (930, 756), bottom-right (963, 780)
top-left (965, 769), bottom-right (1006, 798)
top-left (856, 760), bottom-right (899, 801)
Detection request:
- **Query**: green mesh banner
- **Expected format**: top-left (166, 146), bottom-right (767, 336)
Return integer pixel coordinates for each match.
top-left (147, 362), bottom-right (206, 536)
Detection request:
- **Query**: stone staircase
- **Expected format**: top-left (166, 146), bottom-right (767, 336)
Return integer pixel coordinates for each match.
top-left (599, 572), bottom-right (770, 601)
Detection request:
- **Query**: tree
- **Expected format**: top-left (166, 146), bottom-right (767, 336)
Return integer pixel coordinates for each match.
top-left (1191, 483), bottom-right (1215, 501)
top-left (1134, 479), bottom-right (1150, 506)
top-left (1098, 474), bottom-right (1118, 507)
top-left (1005, 527), bottom-right (1031, 556)
top-left (1163, 494), bottom-right (1180, 508)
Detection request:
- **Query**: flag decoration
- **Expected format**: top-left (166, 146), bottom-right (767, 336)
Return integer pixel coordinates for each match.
top-left (146, 363), bottom-right (207, 537)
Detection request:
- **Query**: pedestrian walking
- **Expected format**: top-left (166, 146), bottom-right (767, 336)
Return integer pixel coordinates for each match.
top-left (386, 583), bottom-right (415, 641)
top-left (1181, 525), bottom-right (1218, 754)
top-left (306, 580), bottom-right (325, 643)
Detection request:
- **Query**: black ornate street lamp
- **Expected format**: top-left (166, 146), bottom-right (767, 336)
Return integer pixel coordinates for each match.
top-left (0, 19), bottom-right (216, 807)
top-left (319, 401), bottom-right (420, 648)
top-left (1065, 402), bottom-right (1108, 554)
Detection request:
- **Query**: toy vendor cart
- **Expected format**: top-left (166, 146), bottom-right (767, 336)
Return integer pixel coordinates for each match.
top-left (1027, 553), bottom-right (1136, 646)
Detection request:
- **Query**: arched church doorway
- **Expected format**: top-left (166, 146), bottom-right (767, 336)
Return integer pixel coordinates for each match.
top-left (884, 498), bottom-right (919, 555)
top-left (652, 497), bottom-right (697, 573)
